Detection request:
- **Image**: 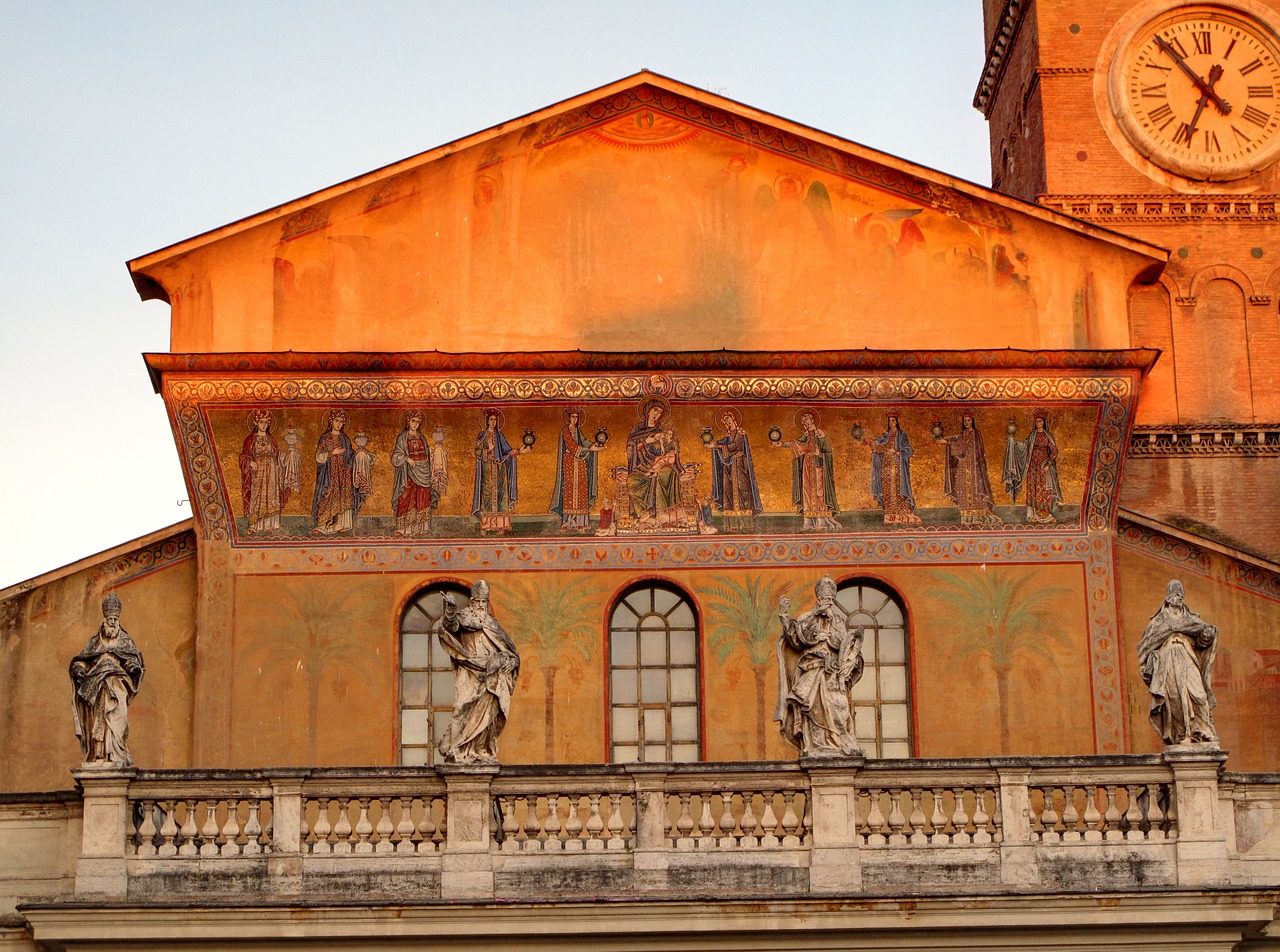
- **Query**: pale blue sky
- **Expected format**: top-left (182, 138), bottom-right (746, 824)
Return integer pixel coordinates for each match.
top-left (0, 1), bottom-right (993, 588)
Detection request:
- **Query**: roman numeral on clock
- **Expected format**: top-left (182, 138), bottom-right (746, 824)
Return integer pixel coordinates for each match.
top-left (1249, 85), bottom-right (1274, 98)
top-left (1203, 130), bottom-right (1221, 152)
top-left (1142, 83), bottom-right (1167, 98)
top-left (1192, 31), bottom-right (1212, 54)
top-left (1147, 103), bottom-right (1176, 129)
top-left (1172, 123), bottom-right (1194, 146)
top-left (1242, 104), bottom-right (1271, 126)
top-left (1241, 58), bottom-right (1265, 75)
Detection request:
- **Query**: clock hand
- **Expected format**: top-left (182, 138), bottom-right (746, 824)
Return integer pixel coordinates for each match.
top-left (1154, 36), bottom-right (1233, 114)
top-left (1185, 95), bottom-right (1209, 141)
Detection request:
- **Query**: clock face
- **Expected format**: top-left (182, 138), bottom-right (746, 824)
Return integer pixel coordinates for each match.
top-left (1111, 6), bottom-right (1280, 180)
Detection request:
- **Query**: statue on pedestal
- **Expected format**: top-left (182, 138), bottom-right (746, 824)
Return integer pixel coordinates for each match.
top-left (68, 593), bottom-right (145, 766)
top-left (1138, 579), bottom-right (1219, 747)
top-left (437, 580), bottom-right (521, 765)
top-left (776, 575), bottom-right (864, 758)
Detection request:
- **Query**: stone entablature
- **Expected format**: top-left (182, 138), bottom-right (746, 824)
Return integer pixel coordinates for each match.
top-left (1129, 426), bottom-right (1280, 457)
top-left (1040, 194), bottom-right (1280, 223)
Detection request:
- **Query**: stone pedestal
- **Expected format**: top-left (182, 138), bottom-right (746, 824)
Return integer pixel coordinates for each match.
top-left (72, 766), bottom-right (135, 898)
top-left (804, 758), bottom-right (864, 895)
top-left (440, 765), bottom-right (499, 899)
top-left (267, 770), bottom-right (308, 893)
top-left (1165, 746), bottom-right (1230, 886)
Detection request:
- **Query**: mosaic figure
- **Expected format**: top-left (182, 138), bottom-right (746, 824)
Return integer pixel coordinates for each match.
top-left (392, 409), bottom-right (436, 537)
top-left (1138, 580), bottom-right (1219, 747)
top-left (626, 397), bottom-right (686, 528)
top-left (472, 409), bottom-right (527, 535)
top-left (1005, 409), bottom-right (1062, 524)
top-left (706, 408), bottom-right (762, 531)
top-left (312, 409), bottom-right (365, 535)
top-left (550, 408), bottom-right (602, 532)
top-left (936, 412), bottom-right (1002, 526)
top-left (69, 593), bottom-right (145, 767)
top-left (772, 409), bottom-right (840, 531)
top-left (776, 575), bottom-right (863, 758)
top-left (868, 413), bottom-right (922, 526)
top-left (238, 410), bottom-right (289, 535)
top-left (437, 580), bottom-right (520, 765)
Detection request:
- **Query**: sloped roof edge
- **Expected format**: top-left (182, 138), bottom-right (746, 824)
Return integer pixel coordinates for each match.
top-left (126, 70), bottom-right (1168, 289)
top-left (1118, 507), bottom-right (1280, 578)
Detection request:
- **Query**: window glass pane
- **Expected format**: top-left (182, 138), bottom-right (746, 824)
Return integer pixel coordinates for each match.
top-left (671, 706), bottom-right (698, 741)
top-left (669, 629), bottom-right (696, 666)
top-left (640, 669), bottom-right (667, 703)
top-left (671, 744), bottom-right (699, 763)
top-left (401, 709), bottom-right (429, 746)
top-left (643, 708), bottom-right (667, 742)
top-left (402, 632), bottom-right (430, 668)
top-left (625, 590), bottom-right (652, 616)
top-left (433, 711), bottom-right (452, 742)
top-left (612, 708), bottom-right (638, 742)
top-left (613, 745), bottom-right (639, 764)
top-left (652, 588), bottom-right (679, 615)
top-left (611, 670), bottom-right (637, 704)
top-left (882, 741), bottom-right (911, 759)
top-left (881, 704), bottom-right (910, 740)
top-left (878, 628), bottom-right (905, 663)
top-left (853, 705), bottom-right (876, 742)
top-left (863, 589), bottom-right (889, 616)
top-left (834, 589), bottom-right (859, 614)
top-left (880, 666), bottom-right (908, 701)
top-left (850, 674), bottom-right (877, 701)
top-left (401, 671), bottom-right (429, 704)
top-left (431, 671), bottom-right (455, 706)
top-left (643, 744), bottom-right (667, 762)
top-left (848, 610), bottom-right (877, 629)
top-left (667, 603), bottom-right (695, 629)
top-left (875, 599), bottom-right (903, 627)
top-left (611, 631), bottom-right (638, 667)
top-left (640, 629), bottom-right (667, 664)
top-left (401, 746), bottom-right (429, 766)
top-left (670, 668), bottom-right (697, 701)
top-left (401, 605), bottom-right (433, 634)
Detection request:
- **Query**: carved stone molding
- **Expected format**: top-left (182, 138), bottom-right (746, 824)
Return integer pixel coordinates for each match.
top-left (1039, 194), bottom-right (1280, 223)
top-left (1249, 295), bottom-right (1273, 307)
top-left (973, 0), bottom-right (1029, 116)
top-left (1036, 67), bottom-right (1093, 76)
top-left (1129, 425), bottom-right (1280, 456)
top-left (1174, 296), bottom-right (1197, 306)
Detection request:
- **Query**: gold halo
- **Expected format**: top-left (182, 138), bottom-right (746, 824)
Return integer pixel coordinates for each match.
top-left (716, 406), bottom-right (742, 430)
top-left (246, 408), bottom-right (273, 430)
top-left (638, 396), bottom-right (671, 425)
top-left (793, 407), bottom-right (822, 430)
top-left (480, 407), bottom-right (505, 430)
top-left (562, 407), bottom-right (586, 427)
top-left (402, 408), bottom-right (427, 430)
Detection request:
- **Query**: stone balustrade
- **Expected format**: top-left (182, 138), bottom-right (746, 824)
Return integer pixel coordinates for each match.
top-left (11, 752), bottom-right (1270, 906)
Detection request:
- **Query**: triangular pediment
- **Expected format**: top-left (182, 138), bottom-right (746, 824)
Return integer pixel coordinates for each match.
top-left (129, 72), bottom-right (1165, 356)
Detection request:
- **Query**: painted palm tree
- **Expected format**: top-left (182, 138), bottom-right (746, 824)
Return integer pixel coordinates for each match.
top-left (924, 567), bottom-right (1073, 753)
top-left (502, 576), bottom-right (603, 762)
top-left (705, 573), bottom-right (806, 759)
top-left (242, 579), bottom-right (387, 762)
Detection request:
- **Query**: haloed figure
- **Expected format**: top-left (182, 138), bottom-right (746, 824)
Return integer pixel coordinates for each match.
top-left (239, 409), bottom-right (288, 535)
top-left (773, 410), bottom-right (839, 531)
top-left (707, 409), bottom-right (762, 531)
top-left (550, 409), bottom-right (602, 532)
top-left (472, 409), bottom-right (527, 535)
top-left (392, 410), bottom-right (436, 537)
top-left (1021, 410), bottom-right (1062, 524)
top-left (936, 413), bottom-right (1001, 526)
top-left (868, 414), bottom-right (922, 526)
top-left (312, 409), bottom-right (364, 535)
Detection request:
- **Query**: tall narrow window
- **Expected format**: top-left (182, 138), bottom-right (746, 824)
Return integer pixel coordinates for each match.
top-left (835, 580), bottom-right (912, 758)
top-left (608, 583), bottom-right (700, 763)
top-left (399, 583), bottom-right (470, 766)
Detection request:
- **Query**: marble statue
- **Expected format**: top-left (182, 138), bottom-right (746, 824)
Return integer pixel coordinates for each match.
top-left (68, 593), bottom-right (145, 767)
top-left (776, 575), bottom-right (864, 758)
top-left (437, 579), bottom-right (521, 765)
top-left (1138, 579), bottom-right (1219, 747)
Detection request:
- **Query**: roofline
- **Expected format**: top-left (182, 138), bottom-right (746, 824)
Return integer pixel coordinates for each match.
top-left (0, 520), bottom-right (196, 602)
top-left (126, 70), bottom-right (1168, 288)
top-left (1118, 507), bottom-right (1280, 577)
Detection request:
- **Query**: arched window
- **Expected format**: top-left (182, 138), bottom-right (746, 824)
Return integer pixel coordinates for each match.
top-left (608, 583), bottom-right (700, 763)
top-left (835, 580), bottom-right (912, 758)
top-left (399, 582), bottom-right (470, 766)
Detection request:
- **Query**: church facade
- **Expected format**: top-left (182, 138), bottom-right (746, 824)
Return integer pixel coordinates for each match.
top-left (3, 2), bottom-right (1280, 949)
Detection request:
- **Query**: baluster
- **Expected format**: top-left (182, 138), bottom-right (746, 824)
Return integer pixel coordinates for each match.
top-left (951, 787), bottom-right (971, 845)
top-left (545, 795), bottom-right (564, 851)
top-left (865, 788), bottom-right (887, 846)
top-left (1144, 782), bottom-right (1166, 841)
top-left (908, 787), bottom-right (928, 845)
top-left (418, 796), bottom-right (439, 853)
top-left (971, 787), bottom-right (992, 844)
top-left (1061, 786), bottom-right (1082, 842)
top-left (1082, 785), bottom-right (1104, 843)
top-left (886, 790), bottom-right (907, 846)
top-left (801, 790), bottom-right (813, 844)
top-left (758, 791), bottom-right (780, 848)
top-left (353, 797), bottom-right (374, 853)
top-left (374, 798), bottom-right (395, 853)
top-left (522, 795), bottom-right (542, 850)
top-left (584, 793), bottom-right (604, 851)
top-left (1162, 782), bottom-right (1178, 840)
top-left (1123, 784), bottom-right (1145, 842)
top-left (299, 799), bottom-right (312, 852)
top-left (718, 793), bottom-right (740, 848)
top-left (178, 800), bottom-right (199, 856)
top-left (135, 800), bottom-right (158, 857)
top-left (562, 794), bottom-right (584, 850)
top-left (605, 794), bottom-right (626, 850)
top-left (1040, 787), bottom-right (1061, 843)
top-left (661, 793), bottom-right (676, 848)
top-left (394, 797), bottom-right (417, 854)
top-left (158, 800), bottom-right (179, 857)
top-left (780, 790), bottom-right (801, 848)
top-left (498, 796), bottom-right (520, 852)
top-left (332, 797), bottom-right (355, 854)
top-left (929, 788), bottom-right (950, 845)
top-left (220, 799), bottom-right (243, 856)
top-left (675, 793), bottom-right (695, 849)
top-left (696, 794), bottom-right (717, 849)
top-left (739, 791), bottom-right (760, 848)
top-left (243, 798), bottom-right (264, 855)
top-left (1102, 785), bottom-right (1123, 843)
top-left (987, 787), bottom-right (1003, 844)
top-left (311, 797), bottom-right (333, 854)
top-left (199, 800), bottom-right (222, 856)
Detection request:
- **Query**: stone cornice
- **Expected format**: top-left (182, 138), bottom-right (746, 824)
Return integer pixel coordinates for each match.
top-left (974, 0), bottom-right (1030, 116)
top-left (1128, 424), bottom-right (1280, 456)
top-left (1040, 194), bottom-right (1280, 223)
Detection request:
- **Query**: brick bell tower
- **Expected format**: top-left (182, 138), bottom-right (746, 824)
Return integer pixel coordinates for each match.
top-left (976, 0), bottom-right (1280, 559)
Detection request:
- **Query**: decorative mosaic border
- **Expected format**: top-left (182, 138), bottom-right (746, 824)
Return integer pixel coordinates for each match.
top-left (1117, 520), bottom-right (1280, 603)
top-left (160, 366), bottom-right (1138, 543)
top-left (89, 530), bottom-right (197, 589)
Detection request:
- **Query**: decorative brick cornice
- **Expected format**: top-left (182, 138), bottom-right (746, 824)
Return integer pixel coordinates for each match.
top-left (1035, 67), bottom-right (1093, 76)
top-left (1174, 296), bottom-right (1197, 307)
top-left (1249, 295), bottom-right (1273, 307)
top-left (973, 0), bottom-right (1029, 116)
top-left (1129, 425), bottom-right (1280, 456)
top-left (1039, 194), bottom-right (1280, 223)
